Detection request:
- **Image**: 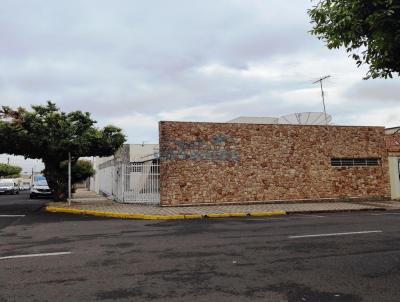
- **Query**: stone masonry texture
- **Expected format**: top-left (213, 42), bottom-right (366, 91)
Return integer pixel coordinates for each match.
top-left (159, 121), bottom-right (390, 206)
top-left (385, 132), bottom-right (400, 156)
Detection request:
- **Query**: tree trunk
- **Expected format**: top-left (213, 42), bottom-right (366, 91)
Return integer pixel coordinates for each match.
top-left (43, 161), bottom-right (68, 202)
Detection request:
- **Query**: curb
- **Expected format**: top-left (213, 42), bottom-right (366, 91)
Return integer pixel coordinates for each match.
top-left (45, 206), bottom-right (286, 220)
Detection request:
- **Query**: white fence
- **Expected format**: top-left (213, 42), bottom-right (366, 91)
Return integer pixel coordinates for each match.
top-left (97, 160), bottom-right (160, 204)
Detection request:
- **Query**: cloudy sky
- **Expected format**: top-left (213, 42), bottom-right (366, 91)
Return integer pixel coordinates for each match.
top-left (1, 0), bottom-right (399, 172)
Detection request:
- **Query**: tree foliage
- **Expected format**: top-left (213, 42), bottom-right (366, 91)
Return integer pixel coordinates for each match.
top-left (308, 0), bottom-right (400, 79)
top-left (0, 102), bottom-right (125, 200)
top-left (0, 163), bottom-right (22, 178)
top-left (60, 159), bottom-right (95, 185)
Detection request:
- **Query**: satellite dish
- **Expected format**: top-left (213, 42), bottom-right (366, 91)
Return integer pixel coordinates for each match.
top-left (278, 112), bottom-right (332, 125)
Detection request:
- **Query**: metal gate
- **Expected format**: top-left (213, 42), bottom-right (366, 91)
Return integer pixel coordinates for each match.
top-left (97, 160), bottom-right (160, 204)
top-left (122, 162), bottom-right (160, 204)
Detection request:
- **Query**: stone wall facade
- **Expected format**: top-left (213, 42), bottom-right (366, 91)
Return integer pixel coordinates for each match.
top-left (385, 132), bottom-right (400, 156)
top-left (159, 121), bottom-right (390, 206)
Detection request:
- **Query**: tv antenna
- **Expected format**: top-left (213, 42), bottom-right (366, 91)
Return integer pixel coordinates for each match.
top-left (312, 75), bottom-right (331, 125)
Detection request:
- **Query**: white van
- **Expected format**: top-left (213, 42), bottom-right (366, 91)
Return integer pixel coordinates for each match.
top-left (0, 179), bottom-right (19, 195)
top-left (30, 175), bottom-right (52, 199)
top-left (20, 181), bottom-right (31, 190)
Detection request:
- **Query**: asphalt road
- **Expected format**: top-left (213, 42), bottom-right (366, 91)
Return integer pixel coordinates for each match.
top-left (1, 193), bottom-right (400, 301)
top-left (0, 191), bottom-right (50, 230)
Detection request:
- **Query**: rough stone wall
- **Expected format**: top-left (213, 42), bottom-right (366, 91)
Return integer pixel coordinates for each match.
top-left (159, 121), bottom-right (390, 206)
top-left (385, 132), bottom-right (400, 156)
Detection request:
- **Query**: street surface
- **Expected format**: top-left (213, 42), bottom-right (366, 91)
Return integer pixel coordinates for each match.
top-left (1, 193), bottom-right (400, 301)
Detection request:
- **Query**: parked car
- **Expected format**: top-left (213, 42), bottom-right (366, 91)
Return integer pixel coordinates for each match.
top-left (0, 179), bottom-right (20, 195)
top-left (30, 175), bottom-right (52, 198)
top-left (20, 181), bottom-right (31, 190)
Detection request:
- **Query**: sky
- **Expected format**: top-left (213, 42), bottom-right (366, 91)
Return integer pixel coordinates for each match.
top-left (1, 0), bottom-right (399, 172)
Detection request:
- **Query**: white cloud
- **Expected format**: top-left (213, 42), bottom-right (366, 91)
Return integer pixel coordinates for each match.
top-left (1, 0), bottom-right (399, 169)
top-left (339, 107), bottom-right (400, 127)
top-left (104, 114), bottom-right (159, 144)
top-left (197, 63), bottom-right (284, 81)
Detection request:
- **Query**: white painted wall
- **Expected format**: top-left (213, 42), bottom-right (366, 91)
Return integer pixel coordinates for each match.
top-left (388, 156), bottom-right (400, 199)
top-left (90, 155), bottom-right (113, 193)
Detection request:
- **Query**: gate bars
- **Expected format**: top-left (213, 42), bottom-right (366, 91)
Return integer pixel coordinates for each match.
top-left (98, 160), bottom-right (160, 204)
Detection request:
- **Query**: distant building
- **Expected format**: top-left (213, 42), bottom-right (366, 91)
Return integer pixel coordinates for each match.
top-left (90, 144), bottom-right (159, 200)
top-left (228, 116), bottom-right (279, 124)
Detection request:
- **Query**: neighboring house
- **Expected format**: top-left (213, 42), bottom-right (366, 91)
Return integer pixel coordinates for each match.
top-left (125, 144), bottom-right (159, 203)
top-left (90, 144), bottom-right (159, 203)
top-left (385, 127), bottom-right (400, 199)
top-left (16, 175), bottom-right (31, 190)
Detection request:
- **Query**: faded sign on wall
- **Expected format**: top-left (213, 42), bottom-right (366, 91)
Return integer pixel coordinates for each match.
top-left (160, 134), bottom-right (240, 161)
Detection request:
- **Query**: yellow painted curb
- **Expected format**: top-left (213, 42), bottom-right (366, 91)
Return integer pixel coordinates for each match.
top-left (142, 214), bottom-right (186, 220)
top-left (184, 214), bottom-right (203, 219)
top-left (229, 213), bottom-right (249, 217)
top-left (45, 206), bottom-right (286, 220)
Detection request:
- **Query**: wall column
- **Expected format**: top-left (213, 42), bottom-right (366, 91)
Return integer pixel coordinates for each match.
top-left (388, 156), bottom-right (400, 199)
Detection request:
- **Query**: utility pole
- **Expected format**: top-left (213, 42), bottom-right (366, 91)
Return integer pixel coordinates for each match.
top-left (313, 75), bottom-right (331, 125)
top-left (7, 157), bottom-right (9, 165)
top-left (68, 152), bottom-right (71, 206)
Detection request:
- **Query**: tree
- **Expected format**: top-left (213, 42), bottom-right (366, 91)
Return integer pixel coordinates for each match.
top-left (0, 102), bottom-right (125, 201)
top-left (308, 0), bottom-right (400, 79)
top-left (0, 163), bottom-right (22, 178)
top-left (60, 159), bottom-right (95, 186)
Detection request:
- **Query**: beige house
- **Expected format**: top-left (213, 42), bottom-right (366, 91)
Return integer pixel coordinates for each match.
top-left (90, 144), bottom-right (159, 202)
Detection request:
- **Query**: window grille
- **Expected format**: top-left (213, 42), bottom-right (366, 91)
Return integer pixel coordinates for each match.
top-left (130, 164), bottom-right (143, 173)
top-left (331, 158), bottom-right (381, 167)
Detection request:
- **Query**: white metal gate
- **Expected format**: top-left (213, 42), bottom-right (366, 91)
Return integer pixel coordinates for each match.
top-left (97, 160), bottom-right (160, 204)
top-left (122, 162), bottom-right (160, 204)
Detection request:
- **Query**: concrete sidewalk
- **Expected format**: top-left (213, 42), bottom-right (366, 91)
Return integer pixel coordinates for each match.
top-left (44, 189), bottom-right (400, 220)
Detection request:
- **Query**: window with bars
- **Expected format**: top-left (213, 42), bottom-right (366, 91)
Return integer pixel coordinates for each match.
top-left (130, 164), bottom-right (143, 173)
top-left (331, 158), bottom-right (381, 167)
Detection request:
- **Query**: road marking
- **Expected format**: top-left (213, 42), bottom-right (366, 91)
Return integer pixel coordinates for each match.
top-left (0, 215), bottom-right (25, 218)
top-left (289, 230), bottom-right (382, 239)
top-left (0, 252), bottom-right (72, 260)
